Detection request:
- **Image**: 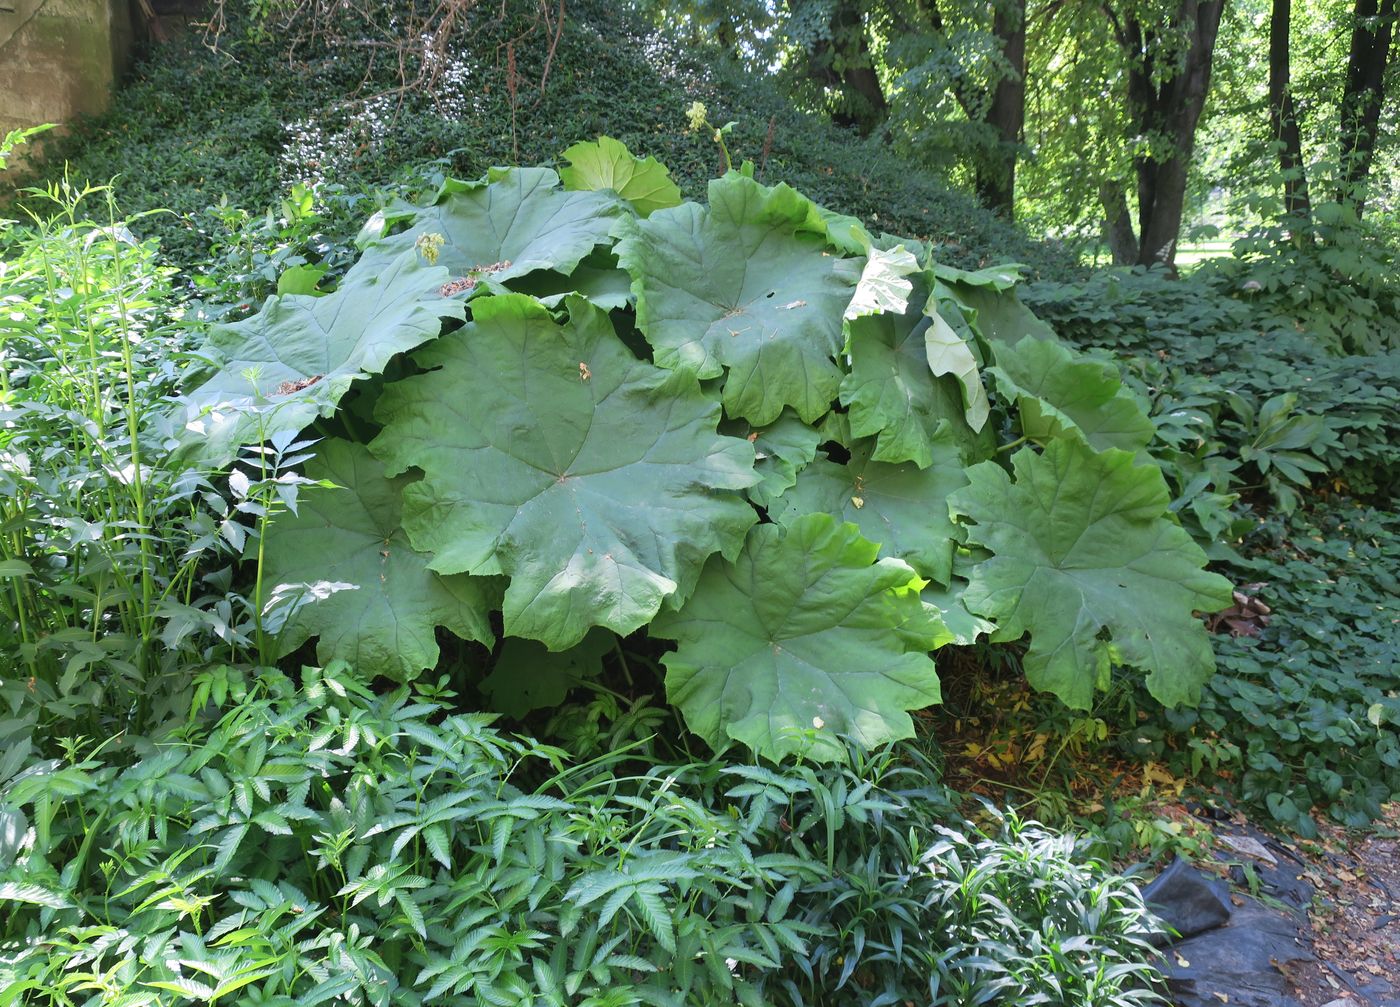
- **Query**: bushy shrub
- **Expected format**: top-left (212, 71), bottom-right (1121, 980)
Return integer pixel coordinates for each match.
top-left (161, 144), bottom-right (1233, 763)
top-left (1197, 206), bottom-right (1400, 356)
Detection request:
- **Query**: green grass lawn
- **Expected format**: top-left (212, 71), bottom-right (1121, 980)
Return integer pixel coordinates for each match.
top-left (1175, 238), bottom-right (1236, 266)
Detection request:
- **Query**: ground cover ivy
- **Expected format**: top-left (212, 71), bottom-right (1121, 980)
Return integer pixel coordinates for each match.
top-left (174, 139), bottom-right (1232, 762)
top-left (1135, 502), bottom-right (1400, 834)
top-left (1021, 268), bottom-right (1400, 830)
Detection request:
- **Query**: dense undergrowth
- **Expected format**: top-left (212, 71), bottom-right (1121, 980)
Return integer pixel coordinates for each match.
top-left (2, 0), bottom-right (1399, 998)
top-left (0, 664), bottom-right (1167, 1006)
top-left (1020, 265), bottom-right (1400, 835)
top-left (1, 131), bottom-right (1195, 1002)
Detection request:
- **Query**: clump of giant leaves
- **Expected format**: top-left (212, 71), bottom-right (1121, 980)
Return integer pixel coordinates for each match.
top-left (173, 140), bottom-right (1233, 761)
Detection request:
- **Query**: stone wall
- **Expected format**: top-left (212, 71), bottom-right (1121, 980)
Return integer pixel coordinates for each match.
top-left (0, 0), bottom-right (134, 175)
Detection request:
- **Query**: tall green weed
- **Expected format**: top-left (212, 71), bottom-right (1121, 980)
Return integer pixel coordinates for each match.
top-left (0, 181), bottom-right (194, 739)
top-left (0, 184), bottom-right (285, 751)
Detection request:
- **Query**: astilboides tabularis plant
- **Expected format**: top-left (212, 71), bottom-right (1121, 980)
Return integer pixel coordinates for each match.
top-left (172, 137), bottom-right (1233, 762)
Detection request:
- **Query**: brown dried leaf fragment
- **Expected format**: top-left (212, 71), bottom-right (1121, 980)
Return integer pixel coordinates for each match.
top-left (1206, 582), bottom-right (1272, 637)
top-left (274, 375), bottom-right (323, 396)
top-left (440, 277), bottom-right (478, 297)
top-left (439, 259), bottom-right (514, 298)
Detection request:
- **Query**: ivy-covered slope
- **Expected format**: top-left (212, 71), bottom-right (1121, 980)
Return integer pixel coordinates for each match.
top-left (20, 0), bottom-right (1068, 276)
top-left (177, 140), bottom-right (1232, 763)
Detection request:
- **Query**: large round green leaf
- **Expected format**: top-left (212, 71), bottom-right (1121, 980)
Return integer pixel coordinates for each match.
top-left (358, 167), bottom-right (626, 286)
top-left (773, 434), bottom-right (967, 585)
top-left (261, 439), bottom-right (496, 680)
top-left (652, 513), bottom-right (943, 762)
top-left (939, 277), bottom-right (1055, 346)
top-left (371, 293), bottom-right (758, 650)
top-left (560, 136), bottom-right (683, 217)
top-left (839, 274), bottom-right (988, 467)
top-left (949, 438), bottom-right (1234, 709)
top-left (176, 249), bottom-right (461, 464)
top-left (988, 336), bottom-right (1156, 455)
top-left (720, 410), bottom-right (822, 509)
top-left (617, 173), bottom-right (857, 426)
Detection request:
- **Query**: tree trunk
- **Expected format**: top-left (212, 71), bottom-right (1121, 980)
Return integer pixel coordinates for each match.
top-left (1338, 0), bottom-right (1396, 214)
top-left (807, 0), bottom-right (889, 135)
top-left (1268, 0), bottom-right (1311, 222)
top-left (1116, 0), bottom-right (1226, 269)
top-left (1099, 180), bottom-right (1139, 264)
top-left (919, 0), bottom-right (1026, 215)
top-left (974, 0), bottom-right (1027, 217)
top-left (716, 17), bottom-right (737, 59)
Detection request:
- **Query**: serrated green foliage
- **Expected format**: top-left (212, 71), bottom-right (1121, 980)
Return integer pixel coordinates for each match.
top-left (260, 440), bottom-right (496, 680)
top-left (653, 514), bottom-right (943, 761)
top-left (617, 172), bottom-right (856, 425)
top-left (559, 136), bottom-right (683, 217)
top-left (773, 435), bottom-right (967, 585)
top-left (951, 439), bottom-right (1233, 709)
top-left (177, 249), bottom-right (462, 463)
top-left (989, 336), bottom-right (1155, 455)
top-left (359, 167), bottom-right (626, 285)
top-left (372, 293), bottom-right (757, 649)
top-left (724, 410), bottom-right (823, 508)
top-left (839, 274), bottom-right (985, 467)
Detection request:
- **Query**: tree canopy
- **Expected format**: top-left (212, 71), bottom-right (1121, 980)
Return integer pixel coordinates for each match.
top-left (639, 0), bottom-right (1398, 265)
